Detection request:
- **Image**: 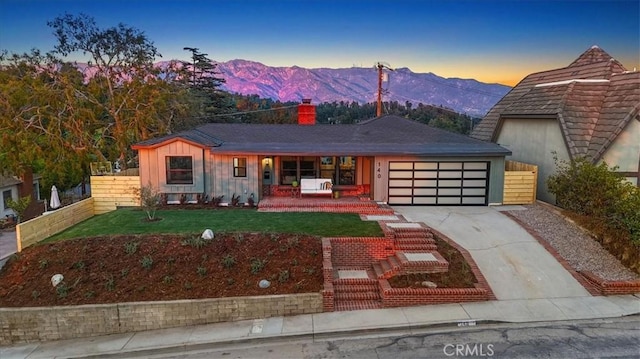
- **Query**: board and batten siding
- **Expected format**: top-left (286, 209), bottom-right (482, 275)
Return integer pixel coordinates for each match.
top-left (138, 141), bottom-right (206, 194)
top-left (372, 156), bottom-right (505, 205)
top-left (208, 154), bottom-right (260, 204)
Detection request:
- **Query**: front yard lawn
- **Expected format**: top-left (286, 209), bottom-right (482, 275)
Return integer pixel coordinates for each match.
top-left (45, 208), bottom-right (384, 243)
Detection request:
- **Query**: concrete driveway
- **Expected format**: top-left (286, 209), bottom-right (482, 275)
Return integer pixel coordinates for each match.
top-left (393, 206), bottom-right (591, 300)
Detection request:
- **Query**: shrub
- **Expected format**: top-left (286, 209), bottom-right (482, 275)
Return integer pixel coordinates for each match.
top-left (221, 254), bottom-right (236, 269)
top-left (105, 275), bottom-right (115, 291)
top-left (547, 155), bottom-right (640, 244)
top-left (181, 236), bottom-right (209, 249)
top-left (133, 182), bottom-right (161, 221)
top-left (140, 255), bottom-right (153, 270)
top-left (250, 258), bottom-right (267, 274)
top-left (6, 196), bottom-right (31, 223)
top-left (197, 266), bottom-right (207, 277)
top-left (124, 241), bottom-right (140, 255)
top-left (278, 270), bottom-right (290, 283)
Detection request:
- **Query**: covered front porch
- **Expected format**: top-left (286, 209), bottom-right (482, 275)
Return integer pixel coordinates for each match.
top-left (259, 155), bottom-right (373, 200)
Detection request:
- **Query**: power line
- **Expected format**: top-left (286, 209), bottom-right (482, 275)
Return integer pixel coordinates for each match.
top-left (189, 104), bottom-right (299, 119)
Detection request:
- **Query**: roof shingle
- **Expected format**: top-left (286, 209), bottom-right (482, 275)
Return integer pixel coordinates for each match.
top-left (471, 46), bottom-right (639, 162)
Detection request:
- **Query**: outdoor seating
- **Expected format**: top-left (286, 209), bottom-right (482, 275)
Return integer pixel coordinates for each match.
top-left (300, 178), bottom-right (333, 196)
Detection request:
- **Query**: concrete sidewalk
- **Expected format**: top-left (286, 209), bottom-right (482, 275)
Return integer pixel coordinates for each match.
top-left (0, 230), bottom-right (17, 269)
top-left (2, 295), bottom-right (639, 359)
top-left (394, 206), bottom-right (591, 300)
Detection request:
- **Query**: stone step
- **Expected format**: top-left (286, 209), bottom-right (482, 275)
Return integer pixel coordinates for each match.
top-left (335, 300), bottom-right (383, 311)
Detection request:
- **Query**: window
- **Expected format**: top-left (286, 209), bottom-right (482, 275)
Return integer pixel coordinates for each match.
top-left (281, 156), bottom-right (297, 184)
top-left (338, 156), bottom-right (356, 185)
top-left (319, 156), bottom-right (356, 185)
top-left (300, 156), bottom-right (316, 179)
top-left (166, 156), bottom-right (193, 184)
top-left (3, 190), bottom-right (12, 210)
top-left (233, 157), bottom-right (247, 177)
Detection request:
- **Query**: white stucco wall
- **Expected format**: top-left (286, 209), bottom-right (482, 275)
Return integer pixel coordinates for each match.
top-left (496, 118), bottom-right (570, 203)
top-left (601, 118), bottom-right (640, 185)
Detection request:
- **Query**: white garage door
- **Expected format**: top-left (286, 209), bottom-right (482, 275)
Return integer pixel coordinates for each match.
top-left (388, 161), bottom-right (489, 205)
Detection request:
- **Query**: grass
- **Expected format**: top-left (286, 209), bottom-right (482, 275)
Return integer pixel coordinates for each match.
top-left (44, 208), bottom-right (384, 242)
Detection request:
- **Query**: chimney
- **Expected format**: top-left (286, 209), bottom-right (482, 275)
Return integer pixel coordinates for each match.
top-left (297, 98), bottom-right (316, 125)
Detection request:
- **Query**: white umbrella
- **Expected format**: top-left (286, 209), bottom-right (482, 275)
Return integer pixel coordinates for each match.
top-left (50, 185), bottom-right (61, 209)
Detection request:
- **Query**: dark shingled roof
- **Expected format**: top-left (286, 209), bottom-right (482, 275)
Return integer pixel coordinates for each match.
top-left (471, 46), bottom-right (640, 162)
top-left (133, 115), bottom-right (511, 157)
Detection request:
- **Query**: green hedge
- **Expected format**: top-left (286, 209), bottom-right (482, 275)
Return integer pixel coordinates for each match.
top-left (547, 156), bottom-right (640, 274)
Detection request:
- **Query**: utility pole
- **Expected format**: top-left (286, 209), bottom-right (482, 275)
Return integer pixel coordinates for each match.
top-left (375, 62), bottom-right (393, 117)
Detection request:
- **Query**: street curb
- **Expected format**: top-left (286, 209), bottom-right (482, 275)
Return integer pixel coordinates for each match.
top-left (66, 314), bottom-right (640, 359)
top-left (68, 320), bottom-right (509, 359)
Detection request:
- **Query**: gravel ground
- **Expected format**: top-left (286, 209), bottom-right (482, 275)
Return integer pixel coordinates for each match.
top-left (506, 203), bottom-right (639, 281)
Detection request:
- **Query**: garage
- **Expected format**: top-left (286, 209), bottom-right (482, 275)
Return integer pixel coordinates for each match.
top-left (388, 161), bottom-right (489, 205)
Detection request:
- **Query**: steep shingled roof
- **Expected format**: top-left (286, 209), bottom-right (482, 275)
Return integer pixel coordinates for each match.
top-left (470, 46), bottom-right (638, 162)
top-left (133, 115), bottom-right (511, 157)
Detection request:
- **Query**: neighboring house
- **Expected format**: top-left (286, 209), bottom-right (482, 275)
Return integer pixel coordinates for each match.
top-left (0, 174), bottom-right (41, 219)
top-left (471, 46), bottom-right (640, 203)
top-left (133, 100), bottom-right (511, 206)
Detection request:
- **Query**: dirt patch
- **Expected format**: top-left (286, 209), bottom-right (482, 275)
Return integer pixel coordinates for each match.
top-left (388, 237), bottom-right (477, 289)
top-left (0, 232), bottom-right (323, 307)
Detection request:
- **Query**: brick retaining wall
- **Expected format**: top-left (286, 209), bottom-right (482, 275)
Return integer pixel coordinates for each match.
top-left (0, 293), bottom-right (322, 345)
top-left (327, 237), bottom-right (395, 267)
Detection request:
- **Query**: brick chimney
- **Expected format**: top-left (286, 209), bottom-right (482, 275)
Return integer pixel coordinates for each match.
top-left (297, 98), bottom-right (316, 125)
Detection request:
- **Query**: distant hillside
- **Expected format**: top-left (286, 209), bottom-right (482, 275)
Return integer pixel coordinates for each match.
top-left (216, 60), bottom-right (511, 117)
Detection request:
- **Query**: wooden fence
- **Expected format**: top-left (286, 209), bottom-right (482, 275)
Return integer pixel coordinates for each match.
top-left (91, 176), bottom-right (141, 214)
top-left (16, 198), bottom-right (95, 251)
top-left (503, 160), bottom-right (538, 205)
top-left (15, 175), bottom-right (142, 251)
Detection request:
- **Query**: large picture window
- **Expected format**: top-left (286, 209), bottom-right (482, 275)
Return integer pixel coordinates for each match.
top-left (166, 156), bottom-right (193, 184)
top-left (233, 157), bottom-right (247, 177)
top-left (281, 156), bottom-right (355, 185)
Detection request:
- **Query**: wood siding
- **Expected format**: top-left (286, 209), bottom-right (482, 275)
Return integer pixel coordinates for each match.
top-left (503, 160), bottom-right (538, 205)
top-left (91, 176), bottom-right (141, 214)
top-left (209, 154), bottom-right (260, 204)
top-left (137, 141), bottom-right (206, 194)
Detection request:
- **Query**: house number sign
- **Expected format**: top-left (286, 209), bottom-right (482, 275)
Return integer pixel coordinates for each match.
top-left (377, 162), bottom-right (381, 178)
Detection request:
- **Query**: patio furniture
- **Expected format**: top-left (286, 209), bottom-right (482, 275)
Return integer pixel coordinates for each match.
top-left (300, 178), bottom-right (333, 196)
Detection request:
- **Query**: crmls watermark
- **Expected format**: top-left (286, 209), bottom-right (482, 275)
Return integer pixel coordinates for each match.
top-left (443, 343), bottom-right (494, 357)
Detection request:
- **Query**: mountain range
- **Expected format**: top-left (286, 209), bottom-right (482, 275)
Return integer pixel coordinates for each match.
top-left (215, 60), bottom-right (511, 117)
